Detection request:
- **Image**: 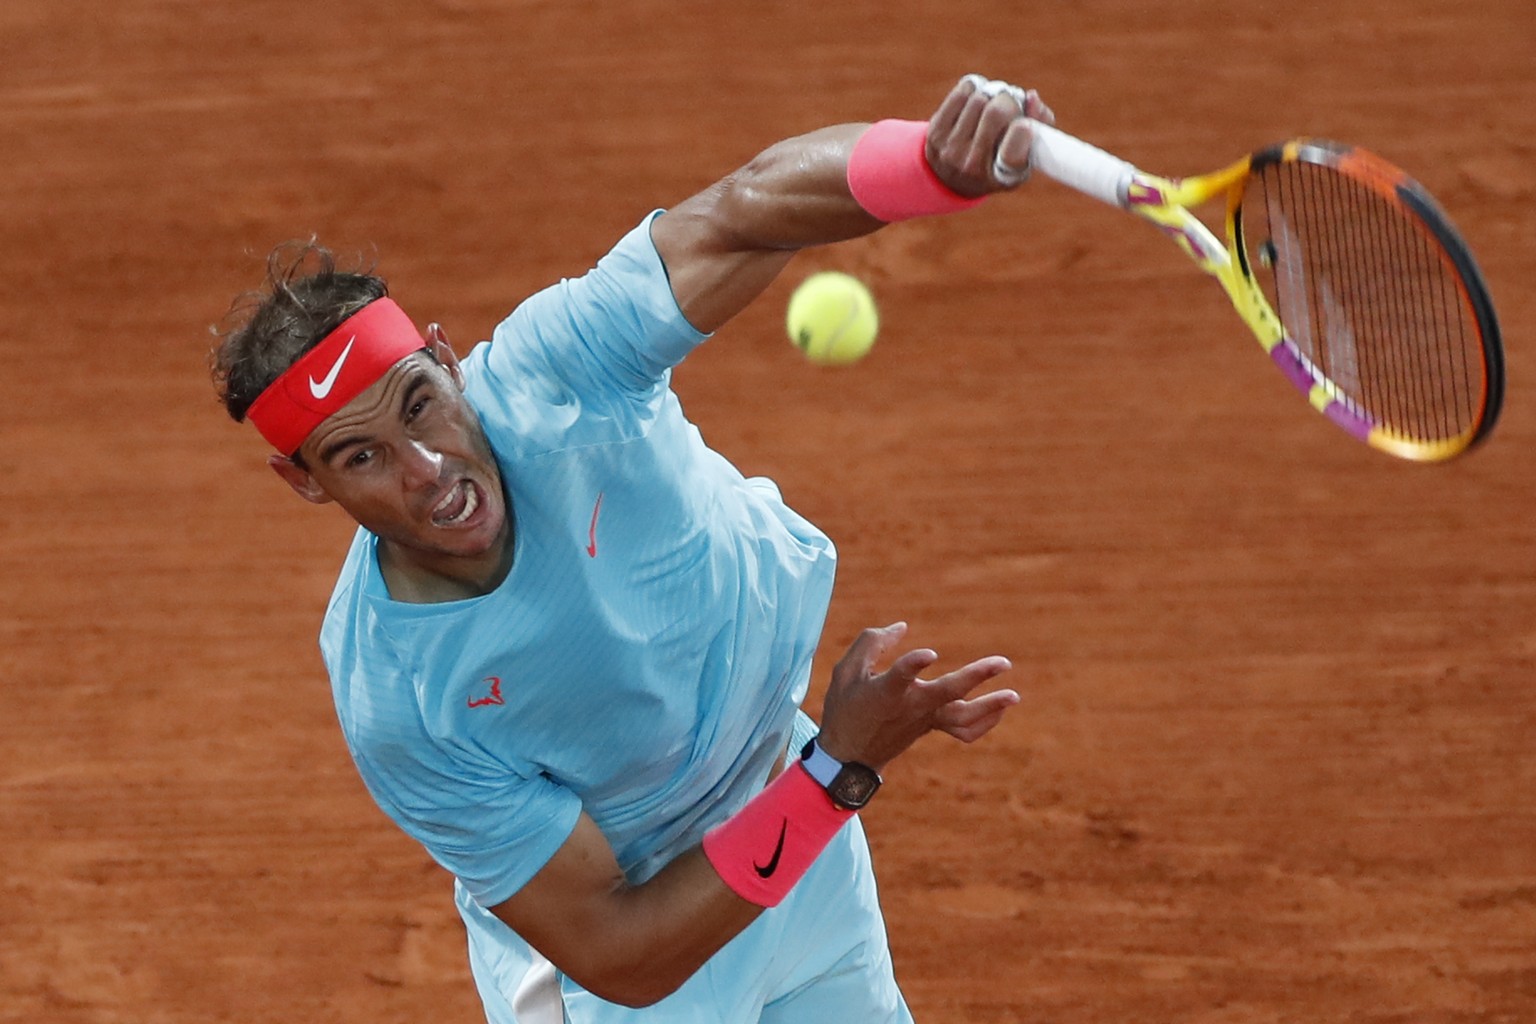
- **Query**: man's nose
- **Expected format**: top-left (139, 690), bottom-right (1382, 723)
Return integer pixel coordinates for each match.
top-left (401, 440), bottom-right (444, 487)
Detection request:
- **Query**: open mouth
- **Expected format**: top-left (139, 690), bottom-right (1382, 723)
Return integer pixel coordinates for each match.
top-left (430, 480), bottom-right (481, 527)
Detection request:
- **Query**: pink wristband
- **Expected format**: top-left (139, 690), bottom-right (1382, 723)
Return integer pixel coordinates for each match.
top-left (847, 119), bottom-right (987, 222)
top-left (702, 762), bottom-right (854, 908)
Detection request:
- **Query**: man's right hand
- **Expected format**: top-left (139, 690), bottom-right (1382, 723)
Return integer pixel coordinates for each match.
top-left (924, 74), bottom-right (1057, 199)
top-left (815, 622), bottom-right (1019, 772)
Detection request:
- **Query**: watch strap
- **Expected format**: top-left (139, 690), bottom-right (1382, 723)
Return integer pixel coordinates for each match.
top-left (800, 736), bottom-right (843, 789)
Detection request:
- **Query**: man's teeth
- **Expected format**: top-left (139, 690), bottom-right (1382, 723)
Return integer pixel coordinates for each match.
top-left (431, 482), bottom-right (460, 517)
top-left (454, 485), bottom-right (479, 522)
top-left (432, 482), bottom-right (479, 525)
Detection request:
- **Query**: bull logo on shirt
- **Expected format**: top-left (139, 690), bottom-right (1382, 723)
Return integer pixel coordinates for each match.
top-left (467, 676), bottom-right (505, 709)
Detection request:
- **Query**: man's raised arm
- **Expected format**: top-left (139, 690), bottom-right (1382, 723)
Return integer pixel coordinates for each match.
top-left (651, 74), bottom-right (1054, 333)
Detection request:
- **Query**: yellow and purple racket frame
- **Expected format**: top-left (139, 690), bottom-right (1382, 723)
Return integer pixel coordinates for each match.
top-left (1026, 123), bottom-right (1504, 463)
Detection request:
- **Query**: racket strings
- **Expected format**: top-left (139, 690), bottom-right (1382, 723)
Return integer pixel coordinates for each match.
top-left (1245, 160), bottom-right (1484, 443)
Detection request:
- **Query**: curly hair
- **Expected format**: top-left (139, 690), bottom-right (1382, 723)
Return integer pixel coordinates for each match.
top-left (210, 241), bottom-right (389, 423)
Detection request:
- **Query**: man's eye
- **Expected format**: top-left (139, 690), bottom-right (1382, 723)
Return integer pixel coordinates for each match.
top-left (409, 397), bottom-right (431, 420)
top-left (347, 449), bottom-right (374, 468)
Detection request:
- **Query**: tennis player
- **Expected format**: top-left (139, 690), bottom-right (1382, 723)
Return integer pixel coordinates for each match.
top-left (211, 74), bottom-right (1050, 1023)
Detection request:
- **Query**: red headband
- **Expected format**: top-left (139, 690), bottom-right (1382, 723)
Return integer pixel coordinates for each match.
top-left (246, 298), bottom-right (425, 456)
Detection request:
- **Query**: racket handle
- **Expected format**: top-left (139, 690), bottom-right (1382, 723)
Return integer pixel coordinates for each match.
top-left (1025, 120), bottom-right (1138, 208)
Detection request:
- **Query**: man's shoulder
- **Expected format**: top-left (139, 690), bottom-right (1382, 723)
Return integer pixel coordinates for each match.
top-left (318, 530), bottom-right (392, 667)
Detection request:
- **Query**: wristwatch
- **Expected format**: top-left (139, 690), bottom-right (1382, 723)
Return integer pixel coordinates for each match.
top-left (800, 736), bottom-right (882, 810)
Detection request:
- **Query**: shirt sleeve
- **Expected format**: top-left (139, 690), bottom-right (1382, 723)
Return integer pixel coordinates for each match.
top-left (326, 612), bottom-right (583, 909)
top-left (346, 731), bottom-right (583, 909)
top-left (483, 210), bottom-right (710, 399)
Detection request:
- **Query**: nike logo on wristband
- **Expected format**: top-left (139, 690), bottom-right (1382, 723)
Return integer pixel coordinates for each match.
top-left (753, 819), bottom-right (788, 878)
top-left (308, 337), bottom-right (356, 399)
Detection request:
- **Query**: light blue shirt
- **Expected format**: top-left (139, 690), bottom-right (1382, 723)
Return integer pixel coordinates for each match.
top-left (320, 212), bottom-right (837, 910)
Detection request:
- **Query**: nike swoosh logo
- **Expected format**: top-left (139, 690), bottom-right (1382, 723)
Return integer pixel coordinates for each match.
top-left (308, 336), bottom-right (357, 399)
top-left (585, 491), bottom-right (604, 558)
top-left (753, 818), bottom-right (788, 878)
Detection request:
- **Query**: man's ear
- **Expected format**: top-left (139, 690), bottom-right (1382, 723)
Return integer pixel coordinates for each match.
top-left (427, 322), bottom-right (466, 391)
top-left (267, 454), bottom-right (334, 505)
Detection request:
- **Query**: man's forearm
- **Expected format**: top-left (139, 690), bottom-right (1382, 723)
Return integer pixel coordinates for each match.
top-left (596, 847), bottom-right (763, 1006)
top-left (490, 816), bottom-right (762, 1009)
top-left (709, 124), bottom-right (885, 252)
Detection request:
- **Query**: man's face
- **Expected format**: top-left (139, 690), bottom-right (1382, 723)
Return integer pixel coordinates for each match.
top-left (280, 343), bottom-right (508, 568)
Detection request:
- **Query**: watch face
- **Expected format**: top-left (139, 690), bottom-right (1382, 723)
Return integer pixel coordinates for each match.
top-left (829, 765), bottom-right (881, 809)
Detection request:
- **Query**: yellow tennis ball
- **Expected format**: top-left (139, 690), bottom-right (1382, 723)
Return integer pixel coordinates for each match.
top-left (786, 271), bottom-right (879, 366)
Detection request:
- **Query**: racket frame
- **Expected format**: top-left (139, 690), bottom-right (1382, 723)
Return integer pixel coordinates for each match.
top-left (1026, 122), bottom-right (1502, 462)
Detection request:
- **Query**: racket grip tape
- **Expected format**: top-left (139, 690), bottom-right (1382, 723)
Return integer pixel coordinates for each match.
top-left (1025, 120), bottom-right (1137, 208)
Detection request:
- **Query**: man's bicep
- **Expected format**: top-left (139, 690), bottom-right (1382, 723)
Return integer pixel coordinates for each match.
top-left (483, 809), bottom-right (760, 1008)
top-left (651, 124), bottom-right (878, 334)
top-left (484, 812), bottom-right (630, 984)
top-left (651, 195), bottom-right (796, 336)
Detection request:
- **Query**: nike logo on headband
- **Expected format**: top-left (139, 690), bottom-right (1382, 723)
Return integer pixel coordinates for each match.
top-left (308, 337), bottom-right (356, 399)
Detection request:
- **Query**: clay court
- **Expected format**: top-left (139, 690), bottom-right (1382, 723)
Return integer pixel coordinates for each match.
top-left (5, 1), bottom-right (1535, 1021)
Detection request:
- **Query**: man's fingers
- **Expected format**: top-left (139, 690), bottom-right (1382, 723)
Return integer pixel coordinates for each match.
top-left (948, 711), bottom-right (1007, 744)
top-left (995, 120), bottom-right (1035, 184)
top-left (934, 689), bottom-right (1021, 741)
top-left (839, 622), bottom-right (909, 676)
top-left (970, 95), bottom-right (1022, 174)
top-left (930, 76), bottom-right (977, 137)
top-left (1023, 89), bottom-right (1056, 126)
top-left (948, 88), bottom-right (988, 160)
top-left (935, 688), bottom-right (1020, 728)
top-left (926, 655), bottom-right (1014, 701)
top-left (883, 646), bottom-right (940, 687)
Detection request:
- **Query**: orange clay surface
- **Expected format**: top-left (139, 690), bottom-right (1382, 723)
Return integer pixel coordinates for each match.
top-left (4, 2), bottom-right (1535, 1021)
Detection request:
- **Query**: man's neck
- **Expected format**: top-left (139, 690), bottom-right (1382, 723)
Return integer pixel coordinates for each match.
top-left (376, 515), bottom-right (515, 604)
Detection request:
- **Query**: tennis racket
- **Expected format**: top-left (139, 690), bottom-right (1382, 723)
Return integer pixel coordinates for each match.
top-left (1022, 120), bottom-right (1504, 462)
